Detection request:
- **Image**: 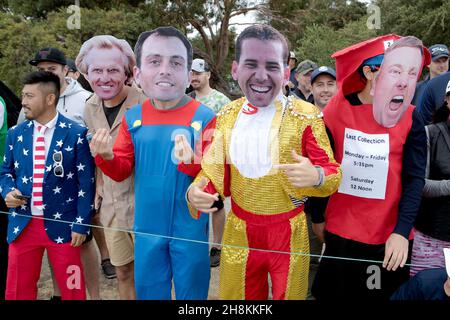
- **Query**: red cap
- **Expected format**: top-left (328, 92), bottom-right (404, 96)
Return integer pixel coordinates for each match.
top-left (332, 34), bottom-right (431, 96)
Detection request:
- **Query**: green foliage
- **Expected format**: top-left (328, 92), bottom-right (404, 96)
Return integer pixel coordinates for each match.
top-left (0, 0), bottom-right (448, 96)
top-left (294, 18), bottom-right (377, 67)
top-left (265, 0), bottom-right (367, 50)
top-left (376, 0), bottom-right (450, 46)
top-left (3, 0), bottom-right (144, 18)
top-left (0, 5), bottom-right (171, 94)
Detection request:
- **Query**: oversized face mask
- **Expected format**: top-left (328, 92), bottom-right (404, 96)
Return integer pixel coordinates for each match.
top-left (372, 46), bottom-right (422, 128)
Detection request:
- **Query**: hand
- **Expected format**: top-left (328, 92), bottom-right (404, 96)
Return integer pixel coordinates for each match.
top-left (383, 233), bottom-right (409, 271)
top-left (312, 222), bottom-right (325, 243)
top-left (174, 134), bottom-right (194, 164)
top-left (275, 150), bottom-right (320, 188)
top-left (5, 189), bottom-right (27, 208)
top-left (187, 177), bottom-right (219, 214)
top-left (444, 278), bottom-right (450, 297)
top-left (89, 128), bottom-right (114, 160)
top-left (71, 232), bottom-right (86, 247)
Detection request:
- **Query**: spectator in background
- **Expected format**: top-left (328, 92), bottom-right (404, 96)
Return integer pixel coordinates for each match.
top-left (419, 70), bottom-right (450, 124)
top-left (291, 59), bottom-right (317, 104)
top-left (310, 66), bottom-right (337, 111)
top-left (190, 59), bottom-right (231, 113)
top-left (412, 44), bottom-right (449, 106)
top-left (410, 80), bottom-right (450, 277)
top-left (286, 51), bottom-right (299, 91)
top-left (189, 58), bottom-right (230, 267)
top-left (26, 48), bottom-right (91, 126)
top-left (66, 58), bottom-right (93, 93)
top-left (66, 59), bottom-right (81, 81)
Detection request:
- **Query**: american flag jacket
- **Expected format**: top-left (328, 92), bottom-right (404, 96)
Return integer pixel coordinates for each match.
top-left (0, 113), bottom-right (95, 244)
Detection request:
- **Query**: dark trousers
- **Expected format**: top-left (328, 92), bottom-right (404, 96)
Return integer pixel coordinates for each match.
top-left (312, 232), bottom-right (411, 301)
top-left (0, 196), bottom-right (8, 300)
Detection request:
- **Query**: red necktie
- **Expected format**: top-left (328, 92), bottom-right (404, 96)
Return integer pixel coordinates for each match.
top-left (32, 125), bottom-right (47, 213)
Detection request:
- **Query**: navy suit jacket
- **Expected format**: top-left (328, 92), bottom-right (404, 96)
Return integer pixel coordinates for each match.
top-left (0, 113), bottom-right (95, 244)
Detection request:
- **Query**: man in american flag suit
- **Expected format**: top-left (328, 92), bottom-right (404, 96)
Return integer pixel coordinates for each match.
top-left (0, 71), bottom-right (94, 300)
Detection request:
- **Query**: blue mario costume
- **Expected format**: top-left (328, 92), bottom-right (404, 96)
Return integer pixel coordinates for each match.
top-left (95, 98), bottom-right (215, 299)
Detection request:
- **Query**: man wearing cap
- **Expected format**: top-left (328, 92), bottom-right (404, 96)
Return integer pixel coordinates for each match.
top-left (310, 66), bottom-right (337, 111)
top-left (190, 59), bottom-right (231, 113)
top-left (304, 66), bottom-right (337, 263)
top-left (26, 47), bottom-right (91, 126)
top-left (291, 59), bottom-right (318, 103)
top-left (189, 58), bottom-right (230, 268)
top-left (412, 44), bottom-right (449, 107)
top-left (419, 59), bottom-right (450, 124)
top-left (311, 35), bottom-right (430, 300)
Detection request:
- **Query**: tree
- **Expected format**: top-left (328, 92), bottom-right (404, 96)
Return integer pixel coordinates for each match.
top-left (376, 0), bottom-right (450, 46)
top-left (2, 0), bottom-right (144, 18)
top-left (264, 0), bottom-right (367, 51)
top-left (0, 5), bottom-right (164, 94)
top-left (147, 0), bottom-right (269, 98)
top-left (294, 18), bottom-right (377, 67)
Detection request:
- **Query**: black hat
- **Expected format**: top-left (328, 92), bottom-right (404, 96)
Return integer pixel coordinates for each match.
top-left (429, 44), bottom-right (449, 61)
top-left (66, 59), bottom-right (77, 72)
top-left (29, 47), bottom-right (67, 66)
top-left (311, 66), bottom-right (336, 84)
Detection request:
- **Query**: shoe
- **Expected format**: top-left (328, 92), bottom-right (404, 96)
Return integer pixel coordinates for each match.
top-left (49, 295), bottom-right (61, 301)
top-left (210, 247), bottom-right (221, 267)
top-left (101, 259), bottom-right (117, 279)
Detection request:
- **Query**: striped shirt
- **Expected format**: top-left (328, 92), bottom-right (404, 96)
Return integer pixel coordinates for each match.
top-left (31, 113), bottom-right (58, 216)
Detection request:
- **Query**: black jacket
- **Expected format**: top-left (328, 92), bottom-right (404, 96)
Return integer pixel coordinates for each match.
top-left (415, 121), bottom-right (450, 241)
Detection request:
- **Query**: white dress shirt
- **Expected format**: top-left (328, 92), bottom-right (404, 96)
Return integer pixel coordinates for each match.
top-left (230, 94), bottom-right (287, 179)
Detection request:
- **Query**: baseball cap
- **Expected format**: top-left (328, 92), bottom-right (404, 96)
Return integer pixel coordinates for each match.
top-left (295, 60), bottom-right (318, 75)
top-left (446, 80), bottom-right (450, 96)
top-left (29, 47), bottom-right (67, 66)
top-left (191, 58), bottom-right (210, 72)
top-left (429, 44), bottom-right (449, 61)
top-left (66, 59), bottom-right (77, 72)
top-left (311, 66), bottom-right (336, 84)
top-left (289, 51), bottom-right (297, 60)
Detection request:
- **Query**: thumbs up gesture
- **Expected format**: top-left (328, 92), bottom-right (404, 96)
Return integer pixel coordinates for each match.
top-left (187, 177), bottom-right (219, 213)
top-left (174, 134), bottom-right (194, 164)
top-left (275, 150), bottom-right (320, 188)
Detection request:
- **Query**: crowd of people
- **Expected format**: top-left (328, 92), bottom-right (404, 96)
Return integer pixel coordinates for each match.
top-left (0, 23), bottom-right (449, 301)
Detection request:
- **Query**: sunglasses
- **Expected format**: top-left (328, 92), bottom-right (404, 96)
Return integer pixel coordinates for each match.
top-left (52, 151), bottom-right (64, 177)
